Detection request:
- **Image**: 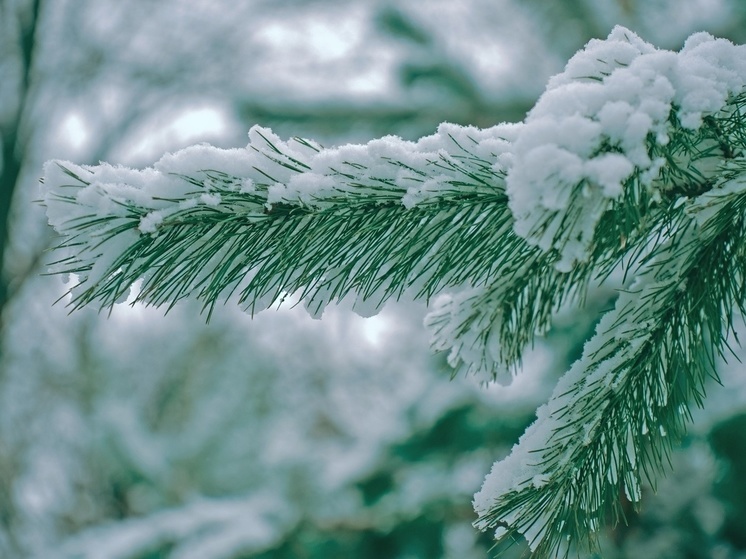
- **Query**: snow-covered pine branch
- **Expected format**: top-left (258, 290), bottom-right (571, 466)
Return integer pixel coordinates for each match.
top-left (474, 175), bottom-right (746, 553)
top-left (40, 26), bottom-right (746, 557)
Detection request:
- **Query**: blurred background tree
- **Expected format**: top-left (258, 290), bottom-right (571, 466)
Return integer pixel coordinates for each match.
top-left (3, 1), bottom-right (746, 557)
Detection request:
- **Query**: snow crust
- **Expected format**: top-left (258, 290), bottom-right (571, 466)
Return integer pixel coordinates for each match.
top-left (43, 120), bottom-right (519, 229)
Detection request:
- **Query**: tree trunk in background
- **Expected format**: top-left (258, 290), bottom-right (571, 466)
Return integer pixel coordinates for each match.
top-left (0, 3), bottom-right (41, 554)
top-left (0, 0), bottom-right (40, 341)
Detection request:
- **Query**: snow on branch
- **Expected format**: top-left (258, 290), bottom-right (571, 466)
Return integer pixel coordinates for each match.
top-left (40, 26), bottom-right (746, 557)
top-left (42, 122), bottom-right (520, 320)
top-left (508, 26), bottom-right (746, 271)
top-left (474, 174), bottom-right (746, 553)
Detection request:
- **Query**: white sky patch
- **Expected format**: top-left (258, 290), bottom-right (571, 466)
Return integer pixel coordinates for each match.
top-left (472, 44), bottom-right (512, 77)
top-left (171, 108), bottom-right (226, 141)
top-left (257, 17), bottom-right (360, 62)
top-left (347, 71), bottom-right (391, 95)
top-left (58, 112), bottom-right (89, 152)
top-left (124, 106), bottom-right (227, 163)
top-left (359, 315), bottom-right (389, 347)
top-left (307, 19), bottom-right (358, 61)
top-left (250, 8), bottom-right (399, 101)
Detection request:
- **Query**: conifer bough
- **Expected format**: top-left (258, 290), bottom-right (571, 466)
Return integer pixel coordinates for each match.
top-left (41, 27), bottom-right (746, 557)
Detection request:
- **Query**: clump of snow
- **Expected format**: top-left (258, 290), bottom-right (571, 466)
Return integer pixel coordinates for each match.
top-left (401, 174), bottom-right (451, 209)
top-left (686, 166), bottom-right (746, 226)
top-left (507, 26), bottom-right (746, 271)
top-left (584, 154), bottom-right (635, 198)
top-left (138, 211), bottom-right (163, 234)
top-left (267, 173), bottom-right (338, 206)
top-left (200, 193), bottom-right (222, 206)
top-left (424, 287), bottom-right (513, 386)
top-left (239, 177), bottom-right (255, 193)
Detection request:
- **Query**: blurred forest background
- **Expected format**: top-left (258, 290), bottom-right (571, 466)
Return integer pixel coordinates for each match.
top-left (3, 1), bottom-right (746, 557)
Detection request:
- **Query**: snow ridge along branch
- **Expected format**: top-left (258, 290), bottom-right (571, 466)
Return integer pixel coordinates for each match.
top-left (41, 26), bottom-right (746, 557)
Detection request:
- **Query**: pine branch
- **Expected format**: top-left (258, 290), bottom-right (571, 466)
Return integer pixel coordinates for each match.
top-left (474, 176), bottom-right (746, 555)
top-left (39, 25), bottom-right (746, 558)
top-left (42, 124), bottom-right (527, 323)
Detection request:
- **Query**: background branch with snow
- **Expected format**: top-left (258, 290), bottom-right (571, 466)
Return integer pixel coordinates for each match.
top-left (40, 26), bottom-right (746, 557)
